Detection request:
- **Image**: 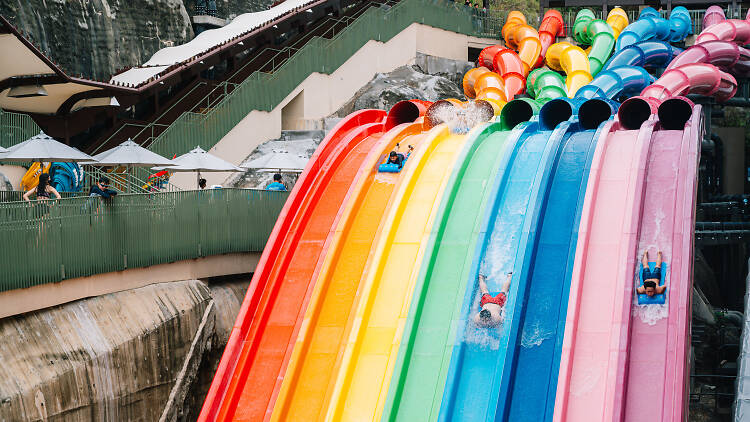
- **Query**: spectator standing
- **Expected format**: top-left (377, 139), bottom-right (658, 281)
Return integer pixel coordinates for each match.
top-left (23, 173), bottom-right (60, 201)
top-left (199, 178), bottom-right (207, 189)
top-left (266, 173), bottom-right (287, 191)
top-left (89, 176), bottom-right (118, 199)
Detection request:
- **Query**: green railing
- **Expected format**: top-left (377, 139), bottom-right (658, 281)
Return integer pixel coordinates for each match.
top-left (0, 188), bottom-right (288, 291)
top-left (145, 0), bottom-right (501, 158)
top-left (0, 108), bottom-right (42, 149)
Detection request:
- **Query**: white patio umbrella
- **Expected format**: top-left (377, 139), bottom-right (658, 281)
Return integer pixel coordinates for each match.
top-left (152, 146), bottom-right (242, 188)
top-left (0, 132), bottom-right (93, 163)
top-left (241, 150), bottom-right (308, 173)
top-left (82, 139), bottom-right (175, 192)
top-left (84, 139), bottom-right (174, 167)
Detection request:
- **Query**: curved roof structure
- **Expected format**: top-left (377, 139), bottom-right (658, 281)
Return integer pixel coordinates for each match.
top-left (0, 0), bottom-right (327, 116)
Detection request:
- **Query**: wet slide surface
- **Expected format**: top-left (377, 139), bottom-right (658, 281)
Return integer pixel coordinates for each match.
top-left (268, 122), bottom-right (423, 422)
top-left (553, 119), bottom-right (658, 422)
top-left (199, 110), bottom-right (386, 422)
top-left (500, 123), bottom-right (601, 422)
top-left (438, 120), bottom-right (568, 421)
top-left (622, 111), bottom-right (700, 422)
top-left (326, 125), bottom-right (468, 422)
top-left (381, 123), bottom-right (514, 422)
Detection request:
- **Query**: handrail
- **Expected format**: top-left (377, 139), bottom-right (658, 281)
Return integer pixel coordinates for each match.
top-left (0, 188), bottom-right (288, 291)
top-left (144, 0), bottom-right (495, 159)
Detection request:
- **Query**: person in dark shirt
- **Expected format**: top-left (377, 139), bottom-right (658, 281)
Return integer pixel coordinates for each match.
top-left (89, 176), bottom-right (118, 199)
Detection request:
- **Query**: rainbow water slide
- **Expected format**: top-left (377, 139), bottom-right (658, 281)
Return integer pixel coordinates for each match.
top-left (380, 122), bottom-right (518, 422)
top-left (607, 8), bottom-right (629, 39)
top-left (502, 11), bottom-right (542, 75)
top-left (492, 117), bottom-right (605, 422)
top-left (616, 7), bottom-right (691, 51)
top-left (538, 10), bottom-right (565, 64)
top-left (198, 109), bottom-right (387, 422)
top-left (617, 104), bottom-right (702, 422)
top-left (324, 124), bottom-right (469, 422)
top-left (546, 42), bottom-right (592, 97)
top-left (572, 9), bottom-right (615, 76)
top-left (268, 116), bottom-right (425, 421)
top-left (553, 103), bottom-right (704, 422)
top-left (552, 114), bottom-right (660, 422)
top-left (437, 116), bottom-right (579, 421)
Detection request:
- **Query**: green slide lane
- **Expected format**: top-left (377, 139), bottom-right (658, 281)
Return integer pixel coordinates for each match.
top-left (381, 122), bottom-right (512, 421)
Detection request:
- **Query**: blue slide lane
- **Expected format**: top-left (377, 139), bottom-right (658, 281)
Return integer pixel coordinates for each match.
top-left (500, 122), bottom-right (604, 421)
top-left (437, 118), bottom-right (573, 421)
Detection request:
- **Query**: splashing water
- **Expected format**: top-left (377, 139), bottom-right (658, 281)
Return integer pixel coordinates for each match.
top-left (633, 303), bottom-right (668, 325)
top-left (520, 320), bottom-right (553, 348)
top-left (427, 100), bottom-right (493, 134)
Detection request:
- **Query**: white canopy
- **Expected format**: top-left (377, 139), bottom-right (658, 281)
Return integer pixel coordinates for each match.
top-left (241, 150), bottom-right (308, 172)
top-left (153, 147), bottom-right (241, 172)
top-left (0, 132), bottom-right (93, 162)
top-left (110, 0), bottom-right (317, 86)
top-left (84, 139), bottom-right (175, 167)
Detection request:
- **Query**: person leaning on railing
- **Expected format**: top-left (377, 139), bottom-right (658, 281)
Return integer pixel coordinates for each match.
top-left (23, 173), bottom-right (61, 202)
top-left (89, 176), bottom-right (118, 199)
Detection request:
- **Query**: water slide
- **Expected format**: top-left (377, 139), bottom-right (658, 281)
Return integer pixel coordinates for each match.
top-left (553, 99), bottom-right (703, 421)
top-left (325, 124), bottom-right (469, 421)
top-left (198, 109), bottom-right (388, 422)
top-left (496, 120), bottom-right (603, 422)
top-left (572, 9), bottom-right (615, 76)
top-left (268, 119), bottom-right (424, 421)
top-left (618, 103), bottom-right (702, 422)
top-left (553, 115), bottom-right (661, 422)
top-left (380, 122), bottom-right (520, 421)
top-left (437, 117), bottom-right (577, 421)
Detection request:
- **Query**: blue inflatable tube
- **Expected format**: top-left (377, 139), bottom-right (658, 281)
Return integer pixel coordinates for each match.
top-left (49, 162), bottom-right (84, 192)
top-left (636, 262), bottom-right (668, 305)
top-left (601, 41), bottom-right (682, 72)
top-left (378, 163), bottom-right (402, 173)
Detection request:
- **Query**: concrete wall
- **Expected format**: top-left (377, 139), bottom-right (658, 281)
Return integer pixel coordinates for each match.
top-left (170, 24), bottom-right (496, 189)
top-left (0, 252), bottom-right (260, 318)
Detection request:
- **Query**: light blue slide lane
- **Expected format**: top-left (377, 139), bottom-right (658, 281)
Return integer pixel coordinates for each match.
top-left (437, 118), bottom-right (573, 422)
top-left (500, 123), bottom-right (605, 421)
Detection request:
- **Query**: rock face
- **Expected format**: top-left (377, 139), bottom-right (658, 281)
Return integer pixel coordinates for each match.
top-left (1, 0), bottom-right (273, 81)
top-left (0, 278), bottom-right (250, 421)
top-left (333, 62), bottom-right (469, 117)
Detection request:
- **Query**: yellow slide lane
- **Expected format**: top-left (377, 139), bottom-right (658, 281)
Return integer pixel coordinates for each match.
top-left (269, 122), bottom-right (424, 422)
top-left (325, 125), bottom-right (468, 422)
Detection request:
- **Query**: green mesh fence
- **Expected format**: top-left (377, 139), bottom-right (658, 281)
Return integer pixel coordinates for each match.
top-left (0, 108), bottom-right (42, 149)
top-left (0, 188), bottom-right (288, 291)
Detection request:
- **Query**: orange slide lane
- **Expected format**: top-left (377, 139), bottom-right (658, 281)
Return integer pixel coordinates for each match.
top-left (269, 121), bottom-right (424, 421)
top-left (502, 11), bottom-right (542, 75)
top-left (198, 109), bottom-right (387, 422)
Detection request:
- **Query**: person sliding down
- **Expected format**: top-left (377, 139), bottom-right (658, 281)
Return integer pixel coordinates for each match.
top-left (388, 143), bottom-right (415, 169)
top-left (637, 250), bottom-right (666, 297)
top-left (473, 272), bottom-right (512, 327)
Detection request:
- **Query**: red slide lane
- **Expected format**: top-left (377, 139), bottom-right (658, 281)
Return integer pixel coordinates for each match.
top-left (198, 109), bottom-right (387, 422)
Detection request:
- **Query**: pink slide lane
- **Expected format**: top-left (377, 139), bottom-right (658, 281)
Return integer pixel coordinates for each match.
top-left (553, 116), bottom-right (658, 422)
top-left (621, 107), bottom-right (702, 422)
